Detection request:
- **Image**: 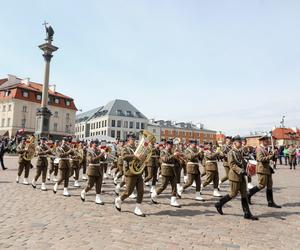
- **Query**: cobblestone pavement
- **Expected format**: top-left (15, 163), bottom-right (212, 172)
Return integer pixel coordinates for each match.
top-left (0, 156), bottom-right (299, 250)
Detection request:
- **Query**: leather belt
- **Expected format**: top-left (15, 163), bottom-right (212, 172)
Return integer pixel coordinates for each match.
top-left (89, 163), bottom-right (100, 166)
top-left (206, 160), bottom-right (217, 163)
top-left (187, 162), bottom-right (199, 165)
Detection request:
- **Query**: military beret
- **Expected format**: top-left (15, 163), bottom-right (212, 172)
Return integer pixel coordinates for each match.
top-left (166, 140), bottom-right (173, 145)
top-left (232, 135), bottom-right (242, 141)
top-left (189, 139), bottom-right (197, 144)
top-left (40, 137), bottom-right (47, 141)
top-left (225, 136), bottom-right (233, 140)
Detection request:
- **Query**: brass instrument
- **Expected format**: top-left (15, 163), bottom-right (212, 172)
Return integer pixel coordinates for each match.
top-left (129, 130), bottom-right (156, 175)
top-left (23, 136), bottom-right (36, 161)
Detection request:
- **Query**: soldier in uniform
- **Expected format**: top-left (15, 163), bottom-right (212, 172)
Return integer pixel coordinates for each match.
top-left (48, 140), bottom-right (59, 182)
top-left (215, 136), bottom-right (258, 220)
top-left (113, 140), bottom-right (125, 185)
top-left (178, 140), bottom-right (204, 201)
top-left (247, 136), bottom-right (281, 208)
top-left (151, 140), bottom-right (181, 207)
top-left (115, 133), bottom-right (145, 217)
top-left (144, 142), bottom-right (160, 193)
top-left (201, 143), bottom-right (222, 197)
top-left (16, 137), bottom-right (31, 185)
top-left (32, 137), bottom-right (51, 191)
top-left (81, 142), bottom-right (88, 180)
top-left (53, 137), bottom-right (74, 197)
top-left (288, 144), bottom-right (297, 170)
top-left (241, 138), bottom-right (254, 189)
top-left (69, 143), bottom-right (82, 188)
top-left (80, 140), bottom-right (106, 204)
top-left (218, 136), bottom-right (232, 188)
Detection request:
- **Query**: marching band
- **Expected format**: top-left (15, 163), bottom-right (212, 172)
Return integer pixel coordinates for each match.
top-left (14, 130), bottom-right (281, 219)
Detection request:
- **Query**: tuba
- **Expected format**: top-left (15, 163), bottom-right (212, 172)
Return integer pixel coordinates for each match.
top-left (23, 136), bottom-right (36, 161)
top-left (129, 130), bottom-right (156, 175)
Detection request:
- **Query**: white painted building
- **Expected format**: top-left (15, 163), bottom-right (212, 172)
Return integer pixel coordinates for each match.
top-left (75, 99), bottom-right (148, 140)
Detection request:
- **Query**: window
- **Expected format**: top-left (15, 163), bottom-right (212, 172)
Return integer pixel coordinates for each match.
top-left (66, 113), bottom-right (70, 122)
top-left (1, 119), bottom-right (4, 127)
top-left (7, 118), bottom-right (11, 127)
top-left (117, 109), bottom-right (124, 116)
top-left (117, 120), bottom-right (122, 128)
top-left (2, 105), bottom-right (6, 112)
top-left (126, 111), bottom-right (132, 117)
top-left (117, 130), bottom-right (121, 139)
top-left (104, 120), bottom-right (107, 127)
top-left (124, 121), bottom-right (128, 128)
top-left (54, 123), bottom-right (58, 131)
top-left (136, 122), bottom-right (140, 129)
top-left (66, 100), bottom-right (71, 106)
top-left (111, 130), bottom-right (115, 138)
top-left (96, 122), bottom-right (99, 129)
top-left (55, 98), bottom-right (60, 104)
top-left (8, 105), bottom-right (11, 111)
top-left (65, 125), bottom-right (70, 133)
top-left (111, 120), bottom-right (116, 127)
top-left (21, 118), bottom-right (26, 128)
top-left (22, 106), bottom-right (27, 112)
top-left (104, 130), bottom-right (106, 135)
top-left (54, 111), bottom-right (58, 118)
top-left (36, 94), bottom-right (42, 101)
top-left (129, 121), bottom-right (134, 129)
top-left (141, 123), bottom-right (145, 129)
top-left (5, 91), bottom-right (11, 96)
top-left (152, 129), bottom-right (156, 133)
top-left (22, 91), bottom-right (29, 98)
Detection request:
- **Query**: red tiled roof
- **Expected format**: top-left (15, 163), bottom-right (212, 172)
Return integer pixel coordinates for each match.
top-left (272, 128), bottom-right (300, 140)
top-left (0, 78), bottom-right (77, 111)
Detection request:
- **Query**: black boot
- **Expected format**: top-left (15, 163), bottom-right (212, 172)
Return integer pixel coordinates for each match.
top-left (215, 194), bottom-right (232, 215)
top-left (247, 186), bottom-right (260, 205)
top-left (241, 198), bottom-right (259, 220)
top-left (266, 189), bottom-right (281, 208)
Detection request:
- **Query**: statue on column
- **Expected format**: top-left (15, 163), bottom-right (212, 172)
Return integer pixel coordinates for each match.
top-left (43, 21), bottom-right (54, 42)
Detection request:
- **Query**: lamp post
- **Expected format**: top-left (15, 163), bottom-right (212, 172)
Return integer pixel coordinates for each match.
top-left (35, 22), bottom-right (58, 139)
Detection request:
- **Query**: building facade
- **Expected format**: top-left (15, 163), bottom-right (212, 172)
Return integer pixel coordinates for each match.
top-left (149, 120), bottom-right (217, 144)
top-left (75, 99), bottom-right (148, 140)
top-left (0, 74), bottom-right (77, 138)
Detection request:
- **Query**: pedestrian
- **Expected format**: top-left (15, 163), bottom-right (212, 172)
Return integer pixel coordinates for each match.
top-left (283, 145), bottom-right (289, 165)
top-left (297, 148), bottom-right (300, 166)
top-left (0, 139), bottom-right (7, 170)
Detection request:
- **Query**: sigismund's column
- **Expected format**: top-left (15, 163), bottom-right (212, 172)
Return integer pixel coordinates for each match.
top-left (35, 22), bottom-right (58, 139)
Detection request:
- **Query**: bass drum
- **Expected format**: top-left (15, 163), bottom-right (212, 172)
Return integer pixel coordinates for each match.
top-left (246, 160), bottom-right (257, 176)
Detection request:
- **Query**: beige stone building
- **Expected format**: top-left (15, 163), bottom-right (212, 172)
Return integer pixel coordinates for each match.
top-left (0, 74), bottom-right (77, 139)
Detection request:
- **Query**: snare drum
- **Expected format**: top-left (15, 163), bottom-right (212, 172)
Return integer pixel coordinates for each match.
top-left (246, 160), bottom-right (257, 176)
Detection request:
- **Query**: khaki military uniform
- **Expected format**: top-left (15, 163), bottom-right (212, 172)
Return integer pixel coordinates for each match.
top-left (202, 149), bottom-right (219, 188)
top-left (56, 144), bottom-right (73, 188)
top-left (156, 149), bottom-right (177, 196)
top-left (256, 146), bottom-right (274, 190)
top-left (120, 144), bottom-right (144, 203)
top-left (144, 146), bottom-right (160, 186)
top-left (16, 142), bottom-right (31, 178)
top-left (48, 146), bottom-right (58, 177)
top-left (228, 148), bottom-right (247, 198)
top-left (182, 146), bottom-right (203, 192)
top-left (81, 147), bottom-right (87, 175)
top-left (34, 144), bottom-right (51, 183)
top-left (69, 148), bottom-right (82, 181)
top-left (220, 144), bottom-right (231, 183)
top-left (84, 148), bottom-right (105, 194)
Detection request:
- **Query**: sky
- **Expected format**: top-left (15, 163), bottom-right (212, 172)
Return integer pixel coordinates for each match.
top-left (0, 0), bottom-right (299, 135)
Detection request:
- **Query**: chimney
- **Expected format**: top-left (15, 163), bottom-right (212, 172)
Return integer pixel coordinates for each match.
top-left (7, 74), bottom-right (18, 84)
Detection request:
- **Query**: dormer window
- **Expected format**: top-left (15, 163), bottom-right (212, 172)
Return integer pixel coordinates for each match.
top-left (55, 98), bottom-right (60, 104)
top-left (5, 91), bottom-right (11, 97)
top-left (22, 91), bottom-right (29, 98)
top-left (36, 94), bottom-right (42, 101)
top-left (66, 100), bottom-right (71, 106)
top-left (116, 109), bottom-right (124, 116)
top-left (126, 111), bottom-right (132, 117)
